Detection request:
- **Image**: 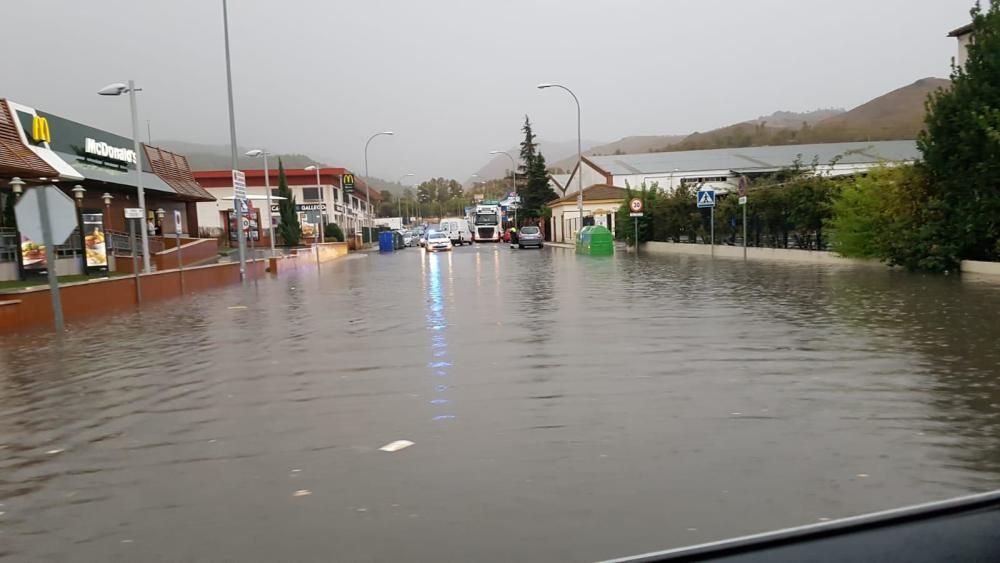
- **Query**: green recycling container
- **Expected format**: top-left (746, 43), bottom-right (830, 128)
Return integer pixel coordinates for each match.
top-left (576, 225), bottom-right (614, 256)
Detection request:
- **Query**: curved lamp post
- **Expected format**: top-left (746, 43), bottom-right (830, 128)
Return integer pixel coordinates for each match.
top-left (99, 81), bottom-right (150, 273)
top-left (490, 150), bottom-right (518, 226)
top-left (538, 83), bottom-right (584, 236)
top-left (397, 173), bottom-right (414, 223)
top-left (304, 165), bottom-right (325, 243)
top-left (363, 131), bottom-right (393, 235)
top-left (245, 149), bottom-right (276, 253)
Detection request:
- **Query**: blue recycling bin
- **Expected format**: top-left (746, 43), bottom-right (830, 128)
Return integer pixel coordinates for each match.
top-left (378, 230), bottom-right (395, 252)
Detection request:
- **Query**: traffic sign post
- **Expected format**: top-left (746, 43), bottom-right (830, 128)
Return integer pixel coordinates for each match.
top-left (174, 209), bottom-right (185, 294)
top-left (15, 185), bottom-right (80, 331)
top-left (124, 208), bottom-right (144, 304)
top-left (738, 176), bottom-right (749, 262)
top-left (697, 189), bottom-right (716, 256)
top-left (232, 170), bottom-right (247, 280)
top-left (628, 197), bottom-right (644, 252)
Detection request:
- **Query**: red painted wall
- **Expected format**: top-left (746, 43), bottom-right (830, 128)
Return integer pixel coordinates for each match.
top-left (0, 260), bottom-right (267, 334)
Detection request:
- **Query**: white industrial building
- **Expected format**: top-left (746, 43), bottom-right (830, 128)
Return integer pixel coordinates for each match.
top-left (550, 140), bottom-right (920, 198)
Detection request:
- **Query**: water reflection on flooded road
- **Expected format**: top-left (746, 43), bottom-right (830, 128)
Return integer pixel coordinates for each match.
top-left (1, 246), bottom-right (999, 562)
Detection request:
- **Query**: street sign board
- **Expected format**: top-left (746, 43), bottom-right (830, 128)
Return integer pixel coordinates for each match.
top-left (273, 203), bottom-right (326, 213)
top-left (739, 196), bottom-right (748, 205)
top-left (235, 198), bottom-right (249, 213)
top-left (174, 209), bottom-right (183, 234)
top-left (232, 170), bottom-right (247, 200)
top-left (241, 217), bottom-right (251, 231)
top-left (15, 185), bottom-right (78, 244)
top-left (697, 190), bottom-right (716, 208)
top-left (629, 197), bottom-right (644, 214)
top-left (738, 175), bottom-right (748, 197)
top-left (342, 173), bottom-right (355, 194)
top-left (630, 212), bottom-right (644, 217)
top-left (124, 207), bottom-right (144, 219)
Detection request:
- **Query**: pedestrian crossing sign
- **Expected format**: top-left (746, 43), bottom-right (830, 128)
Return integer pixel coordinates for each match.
top-left (697, 189), bottom-right (716, 208)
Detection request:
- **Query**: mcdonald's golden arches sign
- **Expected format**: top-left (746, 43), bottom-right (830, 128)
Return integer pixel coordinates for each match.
top-left (342, 173), bottom-right (355, 194)
top-left (31, 115), bottom-right (51, 144)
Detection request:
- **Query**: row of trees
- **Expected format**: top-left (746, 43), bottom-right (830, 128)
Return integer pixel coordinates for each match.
top-left (619, 1), bottom-right (1000, 273)
top-left (372, 115), bottom-right (557, 226)
top-left (615, 162), bottom-right (838, 251)
top-left (831, 0), bottom-right (1000, 271)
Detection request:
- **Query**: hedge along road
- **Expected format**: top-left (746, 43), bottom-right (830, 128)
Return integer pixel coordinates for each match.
top-left (0, 244), bottom-right (998, 562)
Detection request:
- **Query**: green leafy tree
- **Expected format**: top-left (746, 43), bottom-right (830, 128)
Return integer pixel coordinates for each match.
top-left (417, 181), bottom-right (436, 204)
top-left (275, 159), bottom-right (301, 246)
top-left (916, 0), bottom-right (1000, 266)
top-left (829, 166), bottom-right (903, 259)
top-left (448, 180), bottom-right (464, 200)
top-left (324, 223), bottom-right (345, 242)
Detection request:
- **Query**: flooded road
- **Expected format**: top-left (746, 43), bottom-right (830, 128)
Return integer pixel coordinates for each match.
top-left (2, 245), bottom-right (1000, 562)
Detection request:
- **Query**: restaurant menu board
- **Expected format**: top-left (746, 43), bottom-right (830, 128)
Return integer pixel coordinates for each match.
top-left (228, 210), bottom-right (260, 241)
top-left (21, 234), bottom-right (46, 270)
top-left (82, 213), bottom-right (107, 268)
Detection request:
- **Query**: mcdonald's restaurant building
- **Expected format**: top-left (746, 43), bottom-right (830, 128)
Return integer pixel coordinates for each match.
top-left (0, 98), bottom-right (214, 281)
top-left (192, 168), bottom-right (379, 246)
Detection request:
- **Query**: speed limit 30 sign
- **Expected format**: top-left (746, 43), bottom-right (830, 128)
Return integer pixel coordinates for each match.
top-left (629, 197), bottom-right (644, 217)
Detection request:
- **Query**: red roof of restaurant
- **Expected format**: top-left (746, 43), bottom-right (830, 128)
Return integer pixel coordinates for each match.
top-left (192, 167), bottom-right (380, 201)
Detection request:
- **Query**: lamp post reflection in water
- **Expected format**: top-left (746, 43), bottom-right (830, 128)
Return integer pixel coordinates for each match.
top-left (425, 253), bottom-right (455, 421)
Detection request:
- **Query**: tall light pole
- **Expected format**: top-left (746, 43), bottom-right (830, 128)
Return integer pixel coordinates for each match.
top-left (364, 131), bottom-right (393, 236)
top-left (98, 81), bottom-right (150, 273)
top-left (397, 173), bottom-right (414, 223)
top-left (304, 165), bottom-right (326, 243)
top-left (538, 83), bottom-right (583, 236)
top-left (245, 149), bottom-right (275, 254)
top-left (490, 150), bottom-right (518, 227)
top-left (221, 0), bottom-right (246, 279)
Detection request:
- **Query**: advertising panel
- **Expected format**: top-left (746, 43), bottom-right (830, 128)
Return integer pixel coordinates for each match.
top-left (81, 212), bottom-right (108, 269)
top-left (228, 210), bottom-right (259, 241)
top-left (21, 234), bottom-right (46, 271)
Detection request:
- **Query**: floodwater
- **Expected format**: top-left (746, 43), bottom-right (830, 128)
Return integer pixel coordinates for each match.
top-left (1, 245), bottom-right (999, 562)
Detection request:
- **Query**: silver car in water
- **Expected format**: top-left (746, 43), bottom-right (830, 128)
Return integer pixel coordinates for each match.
top-left (516, 225), bottom-right (543, 248)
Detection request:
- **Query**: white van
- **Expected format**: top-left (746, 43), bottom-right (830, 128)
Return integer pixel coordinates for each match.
top-left (439, 217), bottom-right (472, 245)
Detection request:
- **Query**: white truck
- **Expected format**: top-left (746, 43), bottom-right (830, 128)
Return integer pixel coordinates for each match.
top-left (472, 202), bottom-right (502, 242)
top-left (439, 217), bottom-right (472, 245)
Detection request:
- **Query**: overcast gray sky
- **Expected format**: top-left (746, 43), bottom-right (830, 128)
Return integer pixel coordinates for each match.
top-left (1, 0), bottom-right (972, 183)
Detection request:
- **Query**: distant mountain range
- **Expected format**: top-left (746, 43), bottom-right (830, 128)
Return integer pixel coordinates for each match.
top-left (476, 77), bottom-right (949, 179)
top-left (661, 78), bottom-right (948, 153)
top-left (151, 140), bottom-right (323, 171)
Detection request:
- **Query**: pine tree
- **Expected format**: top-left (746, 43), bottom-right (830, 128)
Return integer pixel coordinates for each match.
top-left (275, 159), bottom-right (301, 246)
top-left (516, 115), bottom-right (557, 223)
top-left (519, 115), bottom-right (537, 177)
top-left (917, 0), bottom-right (1000, 265)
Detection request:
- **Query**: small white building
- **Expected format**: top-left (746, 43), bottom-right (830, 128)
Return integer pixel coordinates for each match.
top-left (547, 184), bottom-right (627, 244)
top-left (948, 22), bottom-right (973, 68)
top-left (554, 140), bottom-right (920, 198)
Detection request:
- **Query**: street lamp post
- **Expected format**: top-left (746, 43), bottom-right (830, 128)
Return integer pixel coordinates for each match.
top-left (246, 149), bottom-right (276, 254)
top-left (221, 0), bottom-right (247, 280)
top-left (489, 151), bottom-right (518, 227)
top-left (72, 185), bottom-right (86, 273)
top-left (9, 178), bottom-right (24, 281)
top-left (98, 80), bottom-right (150, 273)
top-left (364, 131), bottom-right (393, 239)
top-left (397, 173), bottom-right (414, 224)
top-left (304, 165), bottom-right (325, 243)
top-left (538, 83), bottom-right (584, 237)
